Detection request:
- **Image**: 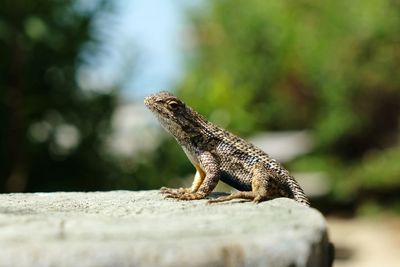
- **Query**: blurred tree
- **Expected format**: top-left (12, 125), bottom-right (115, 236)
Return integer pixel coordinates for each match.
top-left (0, 0), bottom-right (118, 192)
top-left (174, 0), bottom-right (400, 207)
top-left (180, 0), bottom-right (400, 152)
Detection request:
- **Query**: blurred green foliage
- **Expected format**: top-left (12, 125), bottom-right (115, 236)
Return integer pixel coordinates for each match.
top-left (0, 0), bottom-right (119, 192)
top-left (1, 0), bottom-right (399, 213)
top-left (173, 0), bottom-right (400, 208)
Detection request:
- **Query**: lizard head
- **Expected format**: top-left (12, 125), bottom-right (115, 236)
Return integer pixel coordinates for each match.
top-left (144, 91), bottom-right (205, 141)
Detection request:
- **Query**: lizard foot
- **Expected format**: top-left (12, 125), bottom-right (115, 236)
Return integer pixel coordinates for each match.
top-left (207, 191), bottom-right (258, 204)
top-left (207, 196), bottom-right (241, 204)
top-left (165, 192), bottom-right (206, 200)
top-left (160, 187), bottom-right (190, 195)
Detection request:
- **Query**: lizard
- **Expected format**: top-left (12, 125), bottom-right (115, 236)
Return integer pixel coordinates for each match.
top-left (144, 91), bottom-right (310, 206)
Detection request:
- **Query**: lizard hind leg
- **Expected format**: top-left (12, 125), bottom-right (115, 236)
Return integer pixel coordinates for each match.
top-left (207, 191), bottom-right (256, 204)
top-left (207, 179), bottom-right (269, 204)
top-left (208, 163), bottom-right (270, 204)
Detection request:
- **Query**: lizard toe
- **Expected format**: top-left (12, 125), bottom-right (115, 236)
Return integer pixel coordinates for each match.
top-left (164, 192), bottom-right (183, 199)
top-left (160, 187), bottom-right (190, 195)
top-left (160, 187), bottom-right (173, 194)
top-left (207, 196), bottom-right (229, 204)
top-left (177, 192), bottom-right (206, 200)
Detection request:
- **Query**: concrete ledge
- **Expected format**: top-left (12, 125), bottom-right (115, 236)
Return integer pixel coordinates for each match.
top-left (0, 191), bottom-right (331, 267)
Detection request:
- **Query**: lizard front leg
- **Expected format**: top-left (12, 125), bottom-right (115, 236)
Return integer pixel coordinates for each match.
top-left (160, 166), bottom-right (206, 195)
top-left (164, 152), bottom-right (220, 200)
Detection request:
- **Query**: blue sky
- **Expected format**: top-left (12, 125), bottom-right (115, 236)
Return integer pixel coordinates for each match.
top-left (118, 0), bottom-right (184, 99)
top-left (78, 0), bottom-right (203, 100)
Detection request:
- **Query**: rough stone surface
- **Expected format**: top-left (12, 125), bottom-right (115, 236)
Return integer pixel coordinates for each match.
top-left (0, 191), bottom-right (331, 267)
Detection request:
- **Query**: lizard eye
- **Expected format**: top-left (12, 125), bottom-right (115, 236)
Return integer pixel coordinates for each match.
top-left (167, 100), bottom-right (180, 110)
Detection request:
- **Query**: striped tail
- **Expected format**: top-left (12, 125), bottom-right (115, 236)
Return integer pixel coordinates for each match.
top-left (287, 175), bottom-right (310, 206)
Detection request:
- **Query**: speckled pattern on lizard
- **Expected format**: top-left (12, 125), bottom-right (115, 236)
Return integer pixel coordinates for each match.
top-left (144, 91), bottom-right (310, 206)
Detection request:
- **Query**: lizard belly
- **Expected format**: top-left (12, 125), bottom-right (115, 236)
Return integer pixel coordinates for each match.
top-left (220, 170), bottom-right (252, 191)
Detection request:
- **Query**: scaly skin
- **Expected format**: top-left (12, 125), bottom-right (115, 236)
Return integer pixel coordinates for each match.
top-left (144, 91), bottom-right (310, 206)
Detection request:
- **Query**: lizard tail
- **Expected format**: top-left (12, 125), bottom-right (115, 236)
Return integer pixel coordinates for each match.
top-left (287, 176), bottom-right (310, 206)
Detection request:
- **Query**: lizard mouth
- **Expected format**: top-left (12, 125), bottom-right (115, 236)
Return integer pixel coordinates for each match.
top-left (144, 98), bottom-right (160, 115)
top-left (144, 95), bottom-right (159, 114)
top-left (143, 96), bottom-right (152, 107)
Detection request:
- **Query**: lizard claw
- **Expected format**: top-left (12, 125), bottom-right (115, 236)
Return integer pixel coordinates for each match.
top-left (160, 187), bottom-right (174, 194)
top-left (160, 187), bottom-right (190, 195)
top-left (164, 193), bottom-right (177, 199)
top-left (207, 196), bottom-right (229, 204)
top-left (163, 190), bottom-right (191, 199)
top-left (164, 192), bottom-right (206, 201)
top-left (177, 192), bottom-right (206, 200)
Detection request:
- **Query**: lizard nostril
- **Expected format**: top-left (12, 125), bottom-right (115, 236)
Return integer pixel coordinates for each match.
top-left (144, 96), bottom-right (152, 106)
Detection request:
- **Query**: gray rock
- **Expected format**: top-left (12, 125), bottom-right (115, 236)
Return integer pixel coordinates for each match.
top-left (0, 191), bottom-right (332, 267)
